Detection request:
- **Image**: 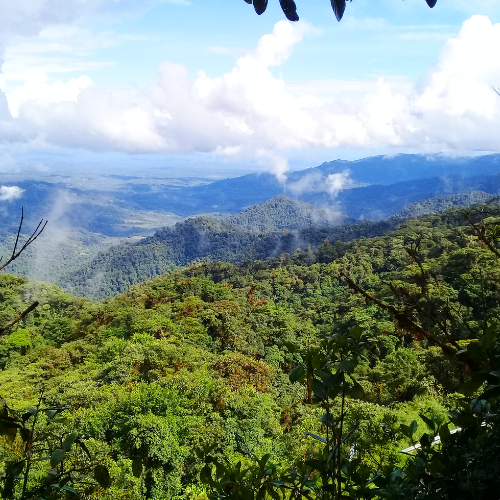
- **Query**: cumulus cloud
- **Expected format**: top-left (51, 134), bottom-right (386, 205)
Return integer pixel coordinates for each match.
top-left (0, 185), bottom-right (24, 201)
top-left (1, 15), bottom-right (500, 177)
top-left (7, 75), bottom-right (92, 117)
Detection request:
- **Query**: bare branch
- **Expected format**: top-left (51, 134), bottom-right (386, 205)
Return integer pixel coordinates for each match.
top-left (0, 301), bottom-right (39, 334)
top-left (464, 211), bottom-right (500, 258)
top-left (0, 208), bottom-right (48, 271)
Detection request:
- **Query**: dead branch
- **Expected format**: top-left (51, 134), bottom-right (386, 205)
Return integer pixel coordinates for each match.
top-left (0, 301), bottom-right (39, 334)
top-left (0, 208), bottom-right (48, 272)
top-left (342, 271), bottom-right (457, 356)
top-left (464, 211), bottom-right (500, 259)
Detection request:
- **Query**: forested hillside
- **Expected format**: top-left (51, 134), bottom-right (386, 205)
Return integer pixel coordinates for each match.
top-left (1, 201), bottom-right (500, 498)
top-left (65, 214), bottom-right (394, 299)
top-left (393, 190), bottom-right (494, 219)
top-left (65, 196), bottom-right (500, 300)
top-left (223, 196), bottom-right (344, 232)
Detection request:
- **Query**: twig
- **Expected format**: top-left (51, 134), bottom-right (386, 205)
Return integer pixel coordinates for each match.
top-left (0, 208), bottom-right (47, 271)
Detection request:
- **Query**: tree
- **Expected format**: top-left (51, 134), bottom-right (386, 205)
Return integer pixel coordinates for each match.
top-left (243, 0), bottom-right (437, 23)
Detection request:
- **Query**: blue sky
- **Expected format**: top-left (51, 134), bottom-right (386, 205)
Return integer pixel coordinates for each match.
top-left (1, 0), bottom-right (500, 178)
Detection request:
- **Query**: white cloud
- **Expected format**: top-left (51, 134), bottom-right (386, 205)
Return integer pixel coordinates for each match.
top-left (1, 24), bottom-right (116, 85)
top-left (0, 185), bottom-right (24, 201)
top-left (7, 75), bottom-right (92, 117)
top-left (0, 16), bottom-right (500, 177)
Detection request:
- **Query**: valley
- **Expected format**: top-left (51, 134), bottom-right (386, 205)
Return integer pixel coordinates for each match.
top-left (2, 154), bottom-right (500, 300)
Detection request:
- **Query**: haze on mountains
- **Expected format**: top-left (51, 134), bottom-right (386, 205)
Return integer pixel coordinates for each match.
top-left (3, 153), bottom-right (500, 299)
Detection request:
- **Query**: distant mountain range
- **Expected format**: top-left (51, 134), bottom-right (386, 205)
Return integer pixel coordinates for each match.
top-left (3, 153), bottom-right (500, 297)
top-left (112, 154), bottom-right (500, 217)
top-left (4, 154), bottom-right (500, 233)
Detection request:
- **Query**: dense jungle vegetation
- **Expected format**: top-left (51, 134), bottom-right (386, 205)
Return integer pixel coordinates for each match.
top-left (1, 201), bottom-right (500, 499)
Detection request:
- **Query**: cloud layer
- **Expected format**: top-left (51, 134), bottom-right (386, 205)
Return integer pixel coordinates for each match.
top-left (2, 15), bottom-right (500, 174)
top-left (0, 185), bottom-right (24, 201)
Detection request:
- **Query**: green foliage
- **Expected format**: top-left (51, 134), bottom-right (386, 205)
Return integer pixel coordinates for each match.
top-left (0, 396), bottom-right (112, 499)
top-left (2, 202), bottom-right (500, 498)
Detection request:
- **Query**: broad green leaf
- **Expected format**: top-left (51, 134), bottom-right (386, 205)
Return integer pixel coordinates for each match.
top-left (279, 0), bottom-right (299, 22)
top-left (61, 485), bottom-right (78, 494)
top-left (311, 352), bottom-right (324, 370)
top-left (439, 423), bottom-right (450, 440)
top-left (400, 420), bottom-right (417, 439)
top-left (483, 322), bottom-right (499, 350)
top-left (348, 381), bottom-right (365, 399)
top-left (1, 424), bottom-right (17, 444)
top-left (419, 414), bottom-right (435, 431)
top-left (199, 465), bottom-right (211, 484)
top-left (62, 432), bottom-right (78, 452)
top-left (94, 465), bottom-right (111, 489)
top-left (22, 409), bottom-right (36, 423)
top-left (312, 378), bottom-right (327, 400)
top-left (253, 0), bottom-right (268, 15)
top-left (461, 374), bottom-right (486, 396)
top-left (304, 431), bottom-right (327, 444)
top-left (6, 460), bottom-right (25, 477)
top-left (50, 449), bottom-right (65, 469)
top-left (409, 420), bottom-right (418, 436)
top-left (256, 485), bottom-right (266, 500)
top-left (258, 454), bottom-right (271, 473)
top-left (284, 342), bottom-right (300, 354)
top-left (419, 433), bottom-right (432, 448)
top-left (132, 457), bottom-right (143, 478)
top-left (331, 0), bottom-right (346, 22)
top-left (336, 361), bottom-right (355, 374)
top-left (466, 341), bottom-right (486, 362)
top-left (319, 412), bottom-right (333, 427)
top-left (47, 418), bottom-right (68, 424)
top-left (427, 456), bottom-right (444, 475)
top-left (349, 325), bottom-right (363, 340)
top-left (481, 384), bottom-right (500, 400)
top-left (78, 440), bottom-right (91, 459)
top-left (289, 365), bottom-right (305, 383)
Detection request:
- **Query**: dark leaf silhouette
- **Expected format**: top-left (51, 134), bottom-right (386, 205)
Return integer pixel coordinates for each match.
top-left (279, 0), bottom-right (299, 21)
top-left (330, 0), bottom-right (346, 21)
top-left (253, 0), bottom-right (268, 15)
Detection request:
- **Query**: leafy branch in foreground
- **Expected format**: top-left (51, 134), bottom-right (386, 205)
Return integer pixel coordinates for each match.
top-left (243, 0), bottom-right (437, 23)
top-left (0, 393), bottom-right (112, 499)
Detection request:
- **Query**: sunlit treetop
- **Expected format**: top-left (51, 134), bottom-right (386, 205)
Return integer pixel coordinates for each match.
top-left (243, 0), bottom-right (437, 22)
